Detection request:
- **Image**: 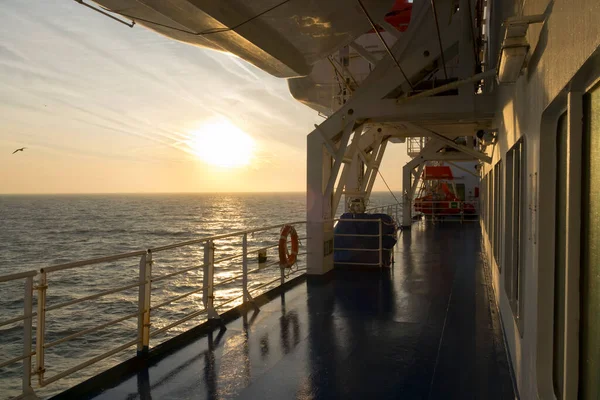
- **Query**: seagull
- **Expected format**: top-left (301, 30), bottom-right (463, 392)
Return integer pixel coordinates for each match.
top-left (12, 147), bottom-right (26, 154)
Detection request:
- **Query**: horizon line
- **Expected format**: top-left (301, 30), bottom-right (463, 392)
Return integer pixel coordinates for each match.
top-left (0, 190), bottom-right (401, 196)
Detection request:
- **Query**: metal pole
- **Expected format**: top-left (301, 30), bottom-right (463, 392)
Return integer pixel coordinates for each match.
top-left (242, 234), bottom-right (249, 303)
top-left (23, 276), bottom-right (34, 395)
top-left (356, 0), bottom-right (415, 90)
top-left (137, 253), bottom-right (146, 354)
top-left (142, 251), bottom-right (152, 352)
top-left (430, 0), bottom-right (448, 79)
top-left (396, 68), bottom-right (496, 104)
top-left (204, 241), bottom-right (219, 319)
top-left (35, 271), bottom-right (47, 386)
top-left (379, 219), bottom-right (383, 267)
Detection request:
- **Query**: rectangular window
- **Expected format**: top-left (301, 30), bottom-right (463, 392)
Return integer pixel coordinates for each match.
top-left (493, 161), bottom-right (503, 268)
top-left (488, 168), bottom-right (494, 236)
top-left (481, 175), bottom-right (487, 228)
top-left (580, 81), bottom-right (600, 400)
top-left (553, 112), bottom-right (568, 399)
top-left (455, 183), bottom-right (466, 201)
top-left (504, 139), bottom-right (524, 329)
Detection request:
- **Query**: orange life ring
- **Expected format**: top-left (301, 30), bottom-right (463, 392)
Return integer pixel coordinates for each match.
top-left (278, 225), bottom-right (299, 268)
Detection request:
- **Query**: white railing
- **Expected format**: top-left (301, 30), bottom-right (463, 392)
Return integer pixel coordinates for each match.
top-left (333, 217), bottom-right (398, 267)
top-left (407, 137), bottom-right (430, 158)
top-left (0, 211), bottom-right (403, 399)
top-left (0, 272), bottom-right (36, 400)
top-left (413, 200), bottom-right (479, 222)
top-left (365, 203), bottom-right (402, 225)
top-left (0, 221), bottom-right (309, 400)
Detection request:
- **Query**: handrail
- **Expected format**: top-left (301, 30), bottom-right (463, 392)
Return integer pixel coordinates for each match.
top-left (149, 220), bottom-right (307, 253)
top-left (151, 263), bottom-right (204, 283)
top-left (0, 219), bottom-right (311, 399)
top-left (412, 199), bottom-right (479, 222)
top-left (364, 202), bottom-right (402, 213)
top-left (0, 311), bottom-right (37, 329)
top-left (42, 250), bottom-right (146, 273)
top-left (44, 280), bottom-right (141, 312)
top-left (150, 286), bottom-right (205, 312)
top-left (0, 273), bottom-right (35, 398)
top-left (0, 351), bottom-right (36, 370)
top-left (36, 221), bottom-right (307, 275)
top-left (42, 338), bottom-right (141, 386)
top-left (44, 311), bottom-right (142, 350)
top-left (149, 308), bottom-right (208, 338)
top-left (0, 215), bottom-right (399, 399)
top-left (0, 270), bottom-right (37, 283)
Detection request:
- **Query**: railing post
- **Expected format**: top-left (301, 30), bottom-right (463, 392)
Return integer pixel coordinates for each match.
top-left (35, 271), bottom-right (47, 386)
top-left (203, 240), bottom-right (219, 319)
top-left (378, 219), bottom-right (383, 267)
top-left (242, 234), bottom-right (248, 303)
top-left (242, 233), bottom-right (254, 304)
top-left (23, 276), bottom-right (34, 395)
top-left (137, 251), bottom-right (152, 355)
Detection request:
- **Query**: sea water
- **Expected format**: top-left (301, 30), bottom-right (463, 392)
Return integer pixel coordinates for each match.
top-left (0, 192), bottom-right (399, 398)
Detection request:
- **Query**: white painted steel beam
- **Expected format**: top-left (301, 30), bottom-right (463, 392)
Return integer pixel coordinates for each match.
top-left (360, 136), bottom-right (384, 193)
top-left (411, 163), bottom-right (426, 196)
top-left (377, 18), bottom-right (403, 41)
top-left (365, 139), bottom-right (388, 197)
top-left (314, 124), bottom-right (337, 157)
top-left (333, 127), bottom-right (367, 214)
top-left (343, 152), bottom-right (364, 212)
top-left (401, 139), bottom-right (446, 226)
top-left (305, 3), bottom-right (461, 146)
top-left (402, 163), bottom-right (414, 227)
top-left (402, 122), bottom-right (492, 163)
top-left (306, 0), bottom-right (484, 272)
top-left (395, 71), bottom-right (497, 105)
top-left (447, 161), bottom-right (479, 177)
top-left (306, 131), bottom-right (334, 275)
top-left (349, 41), bottom-right (381, 66)
top-left (355, 95), bottom-right (496, 122)
top-left (324, 122), bottom-right (356, 199)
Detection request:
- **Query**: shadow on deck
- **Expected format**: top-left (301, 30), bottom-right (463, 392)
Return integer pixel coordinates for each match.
top-left (59, 222), bottom-right (516, 400)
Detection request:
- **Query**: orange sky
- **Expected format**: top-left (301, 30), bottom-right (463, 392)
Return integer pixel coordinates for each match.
top-left (0, 1), bottom-right (409, 194)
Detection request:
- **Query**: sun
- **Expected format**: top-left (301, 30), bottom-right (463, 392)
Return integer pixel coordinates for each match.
top-left (187, 119), bottom-right (255, 168)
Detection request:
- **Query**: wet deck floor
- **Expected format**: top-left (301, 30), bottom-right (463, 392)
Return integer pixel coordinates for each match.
top-left (74, 222), bottom-right (515, 399)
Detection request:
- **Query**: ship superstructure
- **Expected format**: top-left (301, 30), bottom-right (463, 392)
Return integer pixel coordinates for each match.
top-left (0, 0), bottom-right (599, 399)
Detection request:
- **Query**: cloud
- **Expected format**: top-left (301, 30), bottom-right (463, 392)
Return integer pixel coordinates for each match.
top-left (0, 44), bottom-right (27, 63)
top-left (0, 0), bottom-right (325, 193)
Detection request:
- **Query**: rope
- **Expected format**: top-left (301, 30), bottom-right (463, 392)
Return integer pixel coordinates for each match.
top-left (356, 0), bottom-right (415, 91)
top-left (430, 0), bottom-right (448, 80)
top-left (99, 0), bottom-right (293, 37)
top-left (377, 169), bottom-right (402, 206)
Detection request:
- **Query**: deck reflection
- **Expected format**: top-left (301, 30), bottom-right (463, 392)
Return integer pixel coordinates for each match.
top-left (86, 222), bottom-right (514, 400)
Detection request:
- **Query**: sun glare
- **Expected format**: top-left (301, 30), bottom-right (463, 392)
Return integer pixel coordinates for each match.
top-left (187, 119), bottom-right (255, 168)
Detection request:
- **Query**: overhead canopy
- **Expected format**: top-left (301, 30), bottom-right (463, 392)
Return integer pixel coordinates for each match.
top-left (91, 0), bottom-right (397, 78)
